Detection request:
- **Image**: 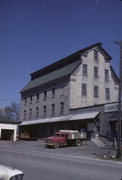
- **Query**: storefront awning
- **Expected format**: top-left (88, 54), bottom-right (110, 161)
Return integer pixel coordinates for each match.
top-left (20, 111), bottom-right (99, 126)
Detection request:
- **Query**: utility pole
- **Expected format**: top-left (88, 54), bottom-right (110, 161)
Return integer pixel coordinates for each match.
top-left (114, 40), bottom-right (122, 158)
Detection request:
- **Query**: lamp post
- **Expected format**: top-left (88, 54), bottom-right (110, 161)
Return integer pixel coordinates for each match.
top-left (114, 40), bottom-right (122, 158)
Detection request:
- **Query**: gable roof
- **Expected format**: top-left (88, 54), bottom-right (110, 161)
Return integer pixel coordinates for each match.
top-left (21, 60), bottom-right (82, 93)
top-left (31, 42), bottom-right (111, 80)
top-left (0, 115), bottom-right (21, 124)
top-left (21, 42), bottom-right (112, 94)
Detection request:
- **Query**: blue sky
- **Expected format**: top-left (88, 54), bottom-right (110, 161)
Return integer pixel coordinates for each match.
top-left (0, 0), bottom-right (122, 107)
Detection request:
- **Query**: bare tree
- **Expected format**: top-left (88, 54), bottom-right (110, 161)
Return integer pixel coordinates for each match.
top-left (1, 102), bottom-right (20, 121)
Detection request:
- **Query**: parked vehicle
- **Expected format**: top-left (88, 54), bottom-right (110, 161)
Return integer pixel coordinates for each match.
top-left (0, 164), bottom-right (24, 180)
top-left (44, 130), bottom-right (87, 149)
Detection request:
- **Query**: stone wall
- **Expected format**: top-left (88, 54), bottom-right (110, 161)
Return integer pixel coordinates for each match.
top-left (70, 48), bottom-right (118, 109)
top-left (20, 78), bottom-right (70, 121)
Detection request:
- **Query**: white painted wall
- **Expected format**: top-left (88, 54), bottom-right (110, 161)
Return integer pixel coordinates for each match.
top-left (0, 124), bottom-right (17, 141)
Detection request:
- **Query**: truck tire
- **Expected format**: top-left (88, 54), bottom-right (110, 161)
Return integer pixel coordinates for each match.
top-left (75, 140), bottom-right (82, 147)
top-left (53, 142), bottom-right (60, 149)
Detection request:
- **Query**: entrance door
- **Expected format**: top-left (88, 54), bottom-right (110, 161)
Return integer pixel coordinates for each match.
top-left (1, 129), bottom-right (14, 140)
top-left (110, 121), bottom-right (117, 138)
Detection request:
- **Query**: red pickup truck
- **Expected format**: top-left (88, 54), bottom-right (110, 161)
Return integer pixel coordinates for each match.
top-left (44, 130), bottom-right (87, 149)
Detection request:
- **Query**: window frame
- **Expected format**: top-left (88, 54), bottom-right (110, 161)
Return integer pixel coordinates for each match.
top-left (105, 88), bottom-right (110, 100)
top-left (52, 88), bottom-right (55, 97)
top-left (44, 91), bottom-right (47, 100)
top-left (30, 96), bottom-right (32, 104)
top-left (36, 93), bottom-right (39, 103)
top-left (60, 102), bottom-right (64, 115)
top-left (24, 97), bottom-right (27, 106)
top-left (52, 104), bottom-right (55, 115)
top-left (83, 64), bottom-right (88, 77)
top-left (43, 106), bottom-right (46, 117)
top-left (94, 49), bottom-right (98, 61)
top-left (24, 110), bottom-right (26, 120)
top-left (36, 107), bottom-right (39, 118)
top-left (94, 85), bottom-right (99, 98)
top-left (29, 108), bottom-right (32, 119)
top-left (105, 69), bottom-right (109, 82)
top-left (94, 67), bottom-right (99, 79)
top-left (82, 83), bottom-right (87, 96)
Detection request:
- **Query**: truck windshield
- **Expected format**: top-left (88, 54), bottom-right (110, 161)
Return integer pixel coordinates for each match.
top-left (53, 134), bottom-right (64, 137)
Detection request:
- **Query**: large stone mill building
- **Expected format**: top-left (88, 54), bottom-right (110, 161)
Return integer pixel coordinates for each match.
top-left (20, 43), bottom-right (119, 139)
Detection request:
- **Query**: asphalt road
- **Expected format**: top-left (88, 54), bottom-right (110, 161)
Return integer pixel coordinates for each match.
top-left (0, 141), bottom-right (121, 180)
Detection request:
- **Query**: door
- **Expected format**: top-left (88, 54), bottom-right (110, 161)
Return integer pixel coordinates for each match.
top-left (1, 129), bottom-right (14, 140)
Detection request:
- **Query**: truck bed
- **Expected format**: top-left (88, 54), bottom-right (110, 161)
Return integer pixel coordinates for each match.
top-left (59, 130), bottom-right (87, 140)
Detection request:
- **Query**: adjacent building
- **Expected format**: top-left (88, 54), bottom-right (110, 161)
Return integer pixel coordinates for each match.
top-left (20, 43), bottom-right (119, 138)
top-left (0, 115), bottom-right (20, 141)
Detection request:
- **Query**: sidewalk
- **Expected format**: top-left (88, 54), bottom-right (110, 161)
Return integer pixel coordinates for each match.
top-left (82, 140), bottom-right (120, 159)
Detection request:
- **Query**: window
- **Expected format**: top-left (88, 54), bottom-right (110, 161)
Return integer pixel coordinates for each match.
top-left (30, 96), bottom-right (32, 104)
top-left (24, 97), bottom-right (27, 106)
top-left (94, 67), bottom-right (99, 79)
top-left (29, 109), bottom-right (32, 119)
top-left (94, 86), bottom-right (99, 98)
top-left (43, 106), bottom-right (46, 117)
top-left (105, 88), bottom-right (110, 100)
top-left (94, 49), bottom-right (98, 61)
top-left (36, 107), bottom-right (39, 118)
top-left (52, 88), bottom-right (55, 97)
top-left (24, 110), bottom-right (26, 120)
top-left (52, 104), bottom-right (55, 115)
top-left (60, 102), bottom-right (64, 115)
top-left (83, 64), bottom-right (88, 77)
top-left (36, 94), bottom-right (39, 103)
top-left (82, 83), bottom-right (87, 96)
top-left (105, 69), bottom-right (109, 82)
top-left (44, 91), bottom-right (47, 100)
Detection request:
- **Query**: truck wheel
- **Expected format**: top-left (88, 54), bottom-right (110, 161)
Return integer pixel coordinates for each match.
top-left (75, 140), bottom-right (82, 147)
top-left (53, 142), bottom-right (60, 149)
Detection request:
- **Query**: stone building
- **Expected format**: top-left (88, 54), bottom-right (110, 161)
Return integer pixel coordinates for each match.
top-left (20, 43), bottom-right (119, 138)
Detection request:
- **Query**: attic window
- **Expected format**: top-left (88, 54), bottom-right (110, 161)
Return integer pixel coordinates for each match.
top-left (94, 49), bottom-right (98, 61)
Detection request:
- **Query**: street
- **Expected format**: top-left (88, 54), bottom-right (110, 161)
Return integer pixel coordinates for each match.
top-left (0, 141), bottom-right (121, 180)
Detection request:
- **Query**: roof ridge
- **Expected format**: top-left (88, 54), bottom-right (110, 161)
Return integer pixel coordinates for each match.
top-left (31, 42), bottom-right (110, 80)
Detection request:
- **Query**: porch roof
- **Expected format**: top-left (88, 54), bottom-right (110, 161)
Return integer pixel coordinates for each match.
top-left (20, 111), bottom-right (99, 126)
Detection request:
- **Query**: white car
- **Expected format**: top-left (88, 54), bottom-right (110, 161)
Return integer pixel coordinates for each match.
top-left (0, 165), bottom-right (24, 180)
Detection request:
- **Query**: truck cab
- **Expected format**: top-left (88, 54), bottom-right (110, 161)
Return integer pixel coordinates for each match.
top-left (44, 132), bottom-right (67, 148)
